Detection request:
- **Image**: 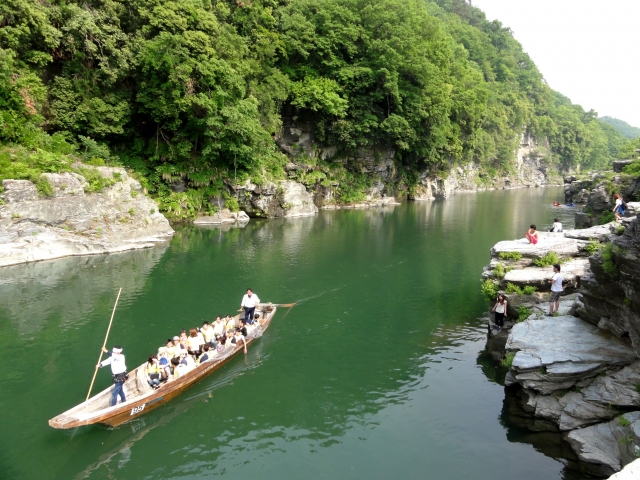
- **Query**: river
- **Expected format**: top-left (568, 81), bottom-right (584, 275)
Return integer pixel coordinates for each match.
top-left (0, 186), bottom-right (583, 480)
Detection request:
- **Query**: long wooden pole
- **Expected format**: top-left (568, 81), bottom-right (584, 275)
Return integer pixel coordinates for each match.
top-left (86, 288), bottom-right (123, 401)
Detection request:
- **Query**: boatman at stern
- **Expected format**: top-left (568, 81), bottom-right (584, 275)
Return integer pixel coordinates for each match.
top-left (97, 345), bottom-right (128, 406)
top-left (240, 288), bottom-right (260, 325)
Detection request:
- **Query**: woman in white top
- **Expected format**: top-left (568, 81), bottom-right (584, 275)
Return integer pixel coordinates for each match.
top-left (212, 316), bottom-right (225, 337)
top-left (613, 193), bottom-right (625, 222)
top-left (187, 328), bottom-right (204, 358)
top-left (549, 218), bottom-right (562, 232)
top-left (491, 294), bottom-right (507, 331)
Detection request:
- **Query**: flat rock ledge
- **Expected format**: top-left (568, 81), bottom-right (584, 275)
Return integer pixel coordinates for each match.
top-left (320, 197), bottom-right (400, 210)
top-left (193, 209), bottom-right (249, 225)
top-left (506, 316), bottom-right (636, 394)
top-left (0, 168), bottom-right (174, 267)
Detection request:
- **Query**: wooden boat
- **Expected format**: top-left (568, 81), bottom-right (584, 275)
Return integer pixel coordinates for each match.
top-left (49, 305), bottom-right (277, 429)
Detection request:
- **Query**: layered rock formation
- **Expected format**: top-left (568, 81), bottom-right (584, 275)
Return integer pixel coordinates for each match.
top-left (275, 115), bottom-right (561, 210)
top-left (483, 209), bottom-right (640, 477)
top-left (0, 166), bottom-right (174, 267)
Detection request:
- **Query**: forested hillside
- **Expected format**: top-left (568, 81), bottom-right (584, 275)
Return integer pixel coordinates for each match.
top-left (599, 116), bottom-right (640, 140)
top-left (0, 0), bottom-right (633, 218)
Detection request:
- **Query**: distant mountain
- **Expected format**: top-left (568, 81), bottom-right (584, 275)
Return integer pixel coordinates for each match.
top-left (599, 117), bottom-right (640, 139)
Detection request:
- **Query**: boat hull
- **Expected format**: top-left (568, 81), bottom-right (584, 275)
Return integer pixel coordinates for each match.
top-left (49, 308), bottom-right (276, 429)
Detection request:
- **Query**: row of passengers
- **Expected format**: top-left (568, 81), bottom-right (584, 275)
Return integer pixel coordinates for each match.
top-left (146, 317), bottom-right (258, 388)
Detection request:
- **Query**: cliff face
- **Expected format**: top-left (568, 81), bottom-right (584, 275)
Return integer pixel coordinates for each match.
top-left (265, 118), bottom-right (562, 218)
top-left (0, 166), bottom-right (174, 267)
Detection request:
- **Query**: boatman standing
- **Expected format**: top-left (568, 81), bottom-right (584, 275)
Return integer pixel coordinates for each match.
top-left (240, 288), bottom-right (260, 325)
top-left (97, 345), bottom-right (128, 406)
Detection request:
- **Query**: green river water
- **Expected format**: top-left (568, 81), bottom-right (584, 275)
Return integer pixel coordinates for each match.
top-left (0, 186), bottom-right (582, 480)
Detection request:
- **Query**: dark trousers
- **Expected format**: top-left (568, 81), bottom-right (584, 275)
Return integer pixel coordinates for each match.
top-left (495, 312), bottom-right (505, 327)
top-left (111, 381), bottom-right (126, 406)
top-left (244, 306), bottom-right (255, 324)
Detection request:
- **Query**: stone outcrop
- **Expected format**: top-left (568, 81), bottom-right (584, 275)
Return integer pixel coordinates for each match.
top-left (567, 412), bottom-right (640, 476)
top-left (0, 167), bottom-right (174, 267)
top-left (278, 112), bottom-right (560, 205)
top-left (506, 316), bottom-right (636, 394)
top-left (608, 458), bottom-right (640, 480)
top-left (230, 179), bottom-right (318, 218)
top-left (483, 207), bottom-right (640, 476)
top-left (193, 209), bottom-right (249, 225)
top-left (483, 233), bottom-right (592, 295)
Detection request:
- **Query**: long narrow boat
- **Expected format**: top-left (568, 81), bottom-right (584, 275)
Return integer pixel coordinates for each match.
top-left (49, 305), bottom-right (277, 429)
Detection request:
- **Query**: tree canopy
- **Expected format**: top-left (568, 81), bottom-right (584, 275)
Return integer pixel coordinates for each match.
top-left (0, 0), bottom-right (634, 217)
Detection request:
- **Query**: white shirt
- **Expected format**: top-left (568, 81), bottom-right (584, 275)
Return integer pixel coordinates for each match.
top-left (551, 272), bottom-right (564, 292)
top-left (241, 293), bottom-right (260, 308)
top-left (615, 198), bottom-right (622, 207)
top-left (213, 321), bottom-right (225, 336)
top-left (552, 222), bottom-right (562, 232)
top-left (101, 353), bottom-right (127, 375)
top-left (495, 302), bottom-right (505, 314)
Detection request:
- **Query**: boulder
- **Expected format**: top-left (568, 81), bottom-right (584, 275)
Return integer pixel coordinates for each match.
top-left (588, 186), bottom-right (612, 214)
top-left (564, 224), bottom-right (614, 241)
top-left (0, 166), bottom-right (174, 267)
top-left (613, 160), bottom-right (634, 173)
top-left (231, 180), bottom-right (318, 218)
top-left (505, 316), bottom-right (636, 394)
top-left (1, 180), bottom-right (39, 203)
top-left (567, 412), bottom-right (640, 475)
top-left (41, 173), bottom-right (85, 197)
top-left (193, 209), bottom-right (249, 225)
top-left (608, 458), bottom-right (640, 480)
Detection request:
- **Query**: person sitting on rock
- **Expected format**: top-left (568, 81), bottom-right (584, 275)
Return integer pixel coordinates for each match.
top-left (525, 225), bottom-right (539, 244)
top-left (548, 218), bottom-right (562, 233)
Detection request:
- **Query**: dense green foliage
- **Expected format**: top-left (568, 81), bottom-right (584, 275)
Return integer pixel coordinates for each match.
top-left (599, 117), bottom-right (640, 140)
top-left (0, 0), bottom-right (634, 216)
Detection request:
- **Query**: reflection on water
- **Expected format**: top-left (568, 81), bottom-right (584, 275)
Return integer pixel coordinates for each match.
top-left (0, 246), bottom-right (168, 338)
top-left (0, 187), bottom-right (579, 480)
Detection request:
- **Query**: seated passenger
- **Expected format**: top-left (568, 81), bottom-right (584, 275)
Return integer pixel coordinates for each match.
top-left (215, 336), bottom-right (227, 355)
top-left (234, 327), bottom-right (248, 354)
top-left (169, 336), bottom-right (182, 357)
top-left (147, 355), bottom-right (161, 389)
top-left (159, 356), bottom-right (170, 381)
top-left (199, 344), bottom-right (212, 364)
top-left (169, 357), bottom-right (182, 380)
top-left (201, 321), bottom-right (216, 347)
top-left (225, 314), bottom-right (236, 332)
top-left (179, 331), bottom-right (188, 350)
top-left (187, 328), bottom-right (203, 358)
top-left (179, 351), bottom-right (196, 371)
top-left (212, 316), bottom-right (225, 337)
top-left (227, 329), bottom-right (236, 345)
top-left (237, 319), bottom-right (248, 338)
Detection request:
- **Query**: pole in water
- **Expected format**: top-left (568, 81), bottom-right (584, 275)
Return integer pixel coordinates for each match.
top-left (86, 287), bottom-right (123, 401)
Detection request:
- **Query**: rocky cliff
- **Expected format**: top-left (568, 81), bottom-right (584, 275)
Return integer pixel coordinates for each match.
top-left (0, 166), bottom-right (174, 267)
top-left (253, 117), bottom-right (562, 219)
top-left (481, 182), bottom-right (640, 477)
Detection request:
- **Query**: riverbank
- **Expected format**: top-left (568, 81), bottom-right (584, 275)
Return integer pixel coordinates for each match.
top-left (482, 199), bottom-right (640, 476)
top-left (0, 165), bottom-right (174, 267)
